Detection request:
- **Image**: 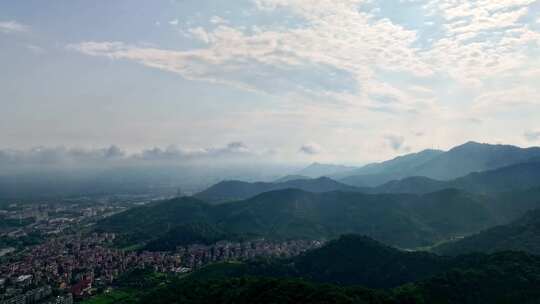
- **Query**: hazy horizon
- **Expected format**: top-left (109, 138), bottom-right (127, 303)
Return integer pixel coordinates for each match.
top-left (2, 1), bottom-right (540, 165)
top-left (0, 140), bottom-right (539, 170)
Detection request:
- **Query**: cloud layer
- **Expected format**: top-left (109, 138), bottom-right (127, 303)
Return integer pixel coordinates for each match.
top-left (0, 20), bottom-right (28, 34)
top-left (0, 142), bottom-right (265, 169)
top-left (68, 0), bottom-right (540, 112)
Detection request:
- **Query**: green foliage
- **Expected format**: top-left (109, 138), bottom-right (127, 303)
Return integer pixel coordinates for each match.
top-left (144, 222), bottom-right (231, 251)
top-left (97, 188), bottom-right (512, 249)
top-left (373, 161), bottom-right (540, 195)
top-left (0, 231), bottom-right (44, 249)
top-left (135, 236), bottom-right (540, 304)
top-left (96, 197), bottom-right (214, 242)
top-left (434, 209), bottom-right (540, 256)
top-left (292, 235), bottom-right (449, 288)
top-left (194, 177), bottom-right (361, 203)
top-left (0, 217), bottom-right (34, 229)
top-left (80, 290), bottom-right (138, 304)
top-left (140, 277), bottom-right (396, 304)
top-left (409, 251), bottom-right (540, 304)
top-left (188, 235), bottom-right (449, 288)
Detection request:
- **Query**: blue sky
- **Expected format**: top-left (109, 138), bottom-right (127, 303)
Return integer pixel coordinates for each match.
top-left (1, 0), bottom-right (540, 164)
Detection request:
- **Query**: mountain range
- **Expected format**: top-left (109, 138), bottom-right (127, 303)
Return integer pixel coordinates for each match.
top-left (194, 177), bottom-right (362, 203)
top-left (89, 141), bottom-right (540, 304)
top-left (97, 185), bottom-right (540, 249)
top-left (195, 159), bottom-right (540, 203)
top-left (371, 160), bottom-right (540, 195)
top-left (335, 141), bottom-right (540, 187)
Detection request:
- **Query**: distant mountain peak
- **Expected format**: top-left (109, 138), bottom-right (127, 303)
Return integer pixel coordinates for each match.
top-left (463, 140), bottom-right (484, 145)
top-left (449, 141), bottom-right (487, 150)
top-left (194, 175), bottom-right (361, 203)
top-left (296, 162), bottom-right (357, 178)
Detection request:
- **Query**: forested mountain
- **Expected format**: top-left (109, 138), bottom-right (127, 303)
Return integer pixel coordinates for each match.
top-left (214, 189), bottom-right (497, 247)
top-left (144, 222), bottom-right (231, 252)
top-left (372, 176), bottom-right (447, 194)
top-left (182, 235), bottom-right (450, 288)
top-left (290, 235), bottom-right (449, 287)
top-left (414, 141), bottom-right (540, 180)
top-left (338, 142), bottom-right (540, 187)
top-left (96, 196), bottom-right (214, 244)
top-left (371, 160), bottom-right (540, 194)
top-left (194, 159), bottom-right (540, 204)
top-left (133, 235), bottom-right (540, 304)
top-left (336, 149), bottom-right (443, 186)
top-left (194, 177), bottom-right (362, 203)
top-left (97, 186), bottom-right (540, 249)
top-left (434, 209), bottom-right (540, 256)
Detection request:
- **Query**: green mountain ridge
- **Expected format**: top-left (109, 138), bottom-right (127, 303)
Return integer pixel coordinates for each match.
top-left (196, 159), bottom-right (540, 204)
top-left (433, 209), bottom-right (540, 256)
top-left (194, 176), bottom-right (362, 203)
top-left (144, 222), bottom-right (233, 252)
top-left (134, 235), bottom-right (540, 304)
top-left (338, 142), bottom-right (540, 187)
top-left (97, 186), bottom-right (540, 249)
top-left (372, 160), bottom-right (540, 195)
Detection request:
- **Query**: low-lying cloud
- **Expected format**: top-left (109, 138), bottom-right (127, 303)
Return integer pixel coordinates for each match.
top-left (384, 135), bottom-right (411, 152)
top-left (0, 142), bottom-right (262, 169)
top-left (299, 143), bottom-right (322, 155)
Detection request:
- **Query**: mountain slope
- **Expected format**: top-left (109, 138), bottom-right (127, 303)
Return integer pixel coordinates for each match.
top-left (97, 188), bottom-right (524, 249)
top-left (144, 222), bottom-right (230, 252)
top-left (414, 141), bottom-right (540, 180)
top-left (372, 160), bottom-right (540, 195)
top-left (96, 197), bottom-right (214, 240)
top-left (337, 149), bottom-right (443, 187)
top-left (194, 177), bottom-right (362, 203)
top-left (434, 209), bottom-right (540, 256)
top-left (292, 235), bottom-right (448, 287)
top-left (340, 142), bottom-right (540, 187)
top-left (193, 235), bottom-right (449, 288)
top-left (141, 235), bottom-right (540, 304)
top-left (296, 163), bottom-right (357, 178)
top-left (373, 176), bottom-right (447, 194)
top-left (338, 149), bottom-right (443, 178)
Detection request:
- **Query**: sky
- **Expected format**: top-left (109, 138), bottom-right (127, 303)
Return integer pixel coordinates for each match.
top-left (1, 0), bottom-right (540, 165)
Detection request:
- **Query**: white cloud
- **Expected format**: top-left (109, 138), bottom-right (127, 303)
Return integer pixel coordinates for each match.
top-left (0, 142), bottom-right (263, 167)
top-left (169, 19), bottom-right (179, 26)
top-left (210, 16), bottom-right (229, 25)
top-left (26, 44), bottom-right (45, 54)
top-left (69, 0), bottom-right (540, 106)
top-left (299, 143), bottom-right (322, 155)
top-left (0, 146), bottom-right (125, 166)
top-left (65, 0), bottom-right (540, 160)
top-left (473, 86), bottom-right (540, 112)
top-left (384, 135), bottom-right (410, 152)
top-left (69, 0), bottom-right (435, 113)
top-left (524, 131), bottom-right (540, 142)
top-left (137, 141), bottom-right (252, 161)
top-left (420, 0), bottom-right (539, 86)
top-left (0, 20), bottom-right (29, 34)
